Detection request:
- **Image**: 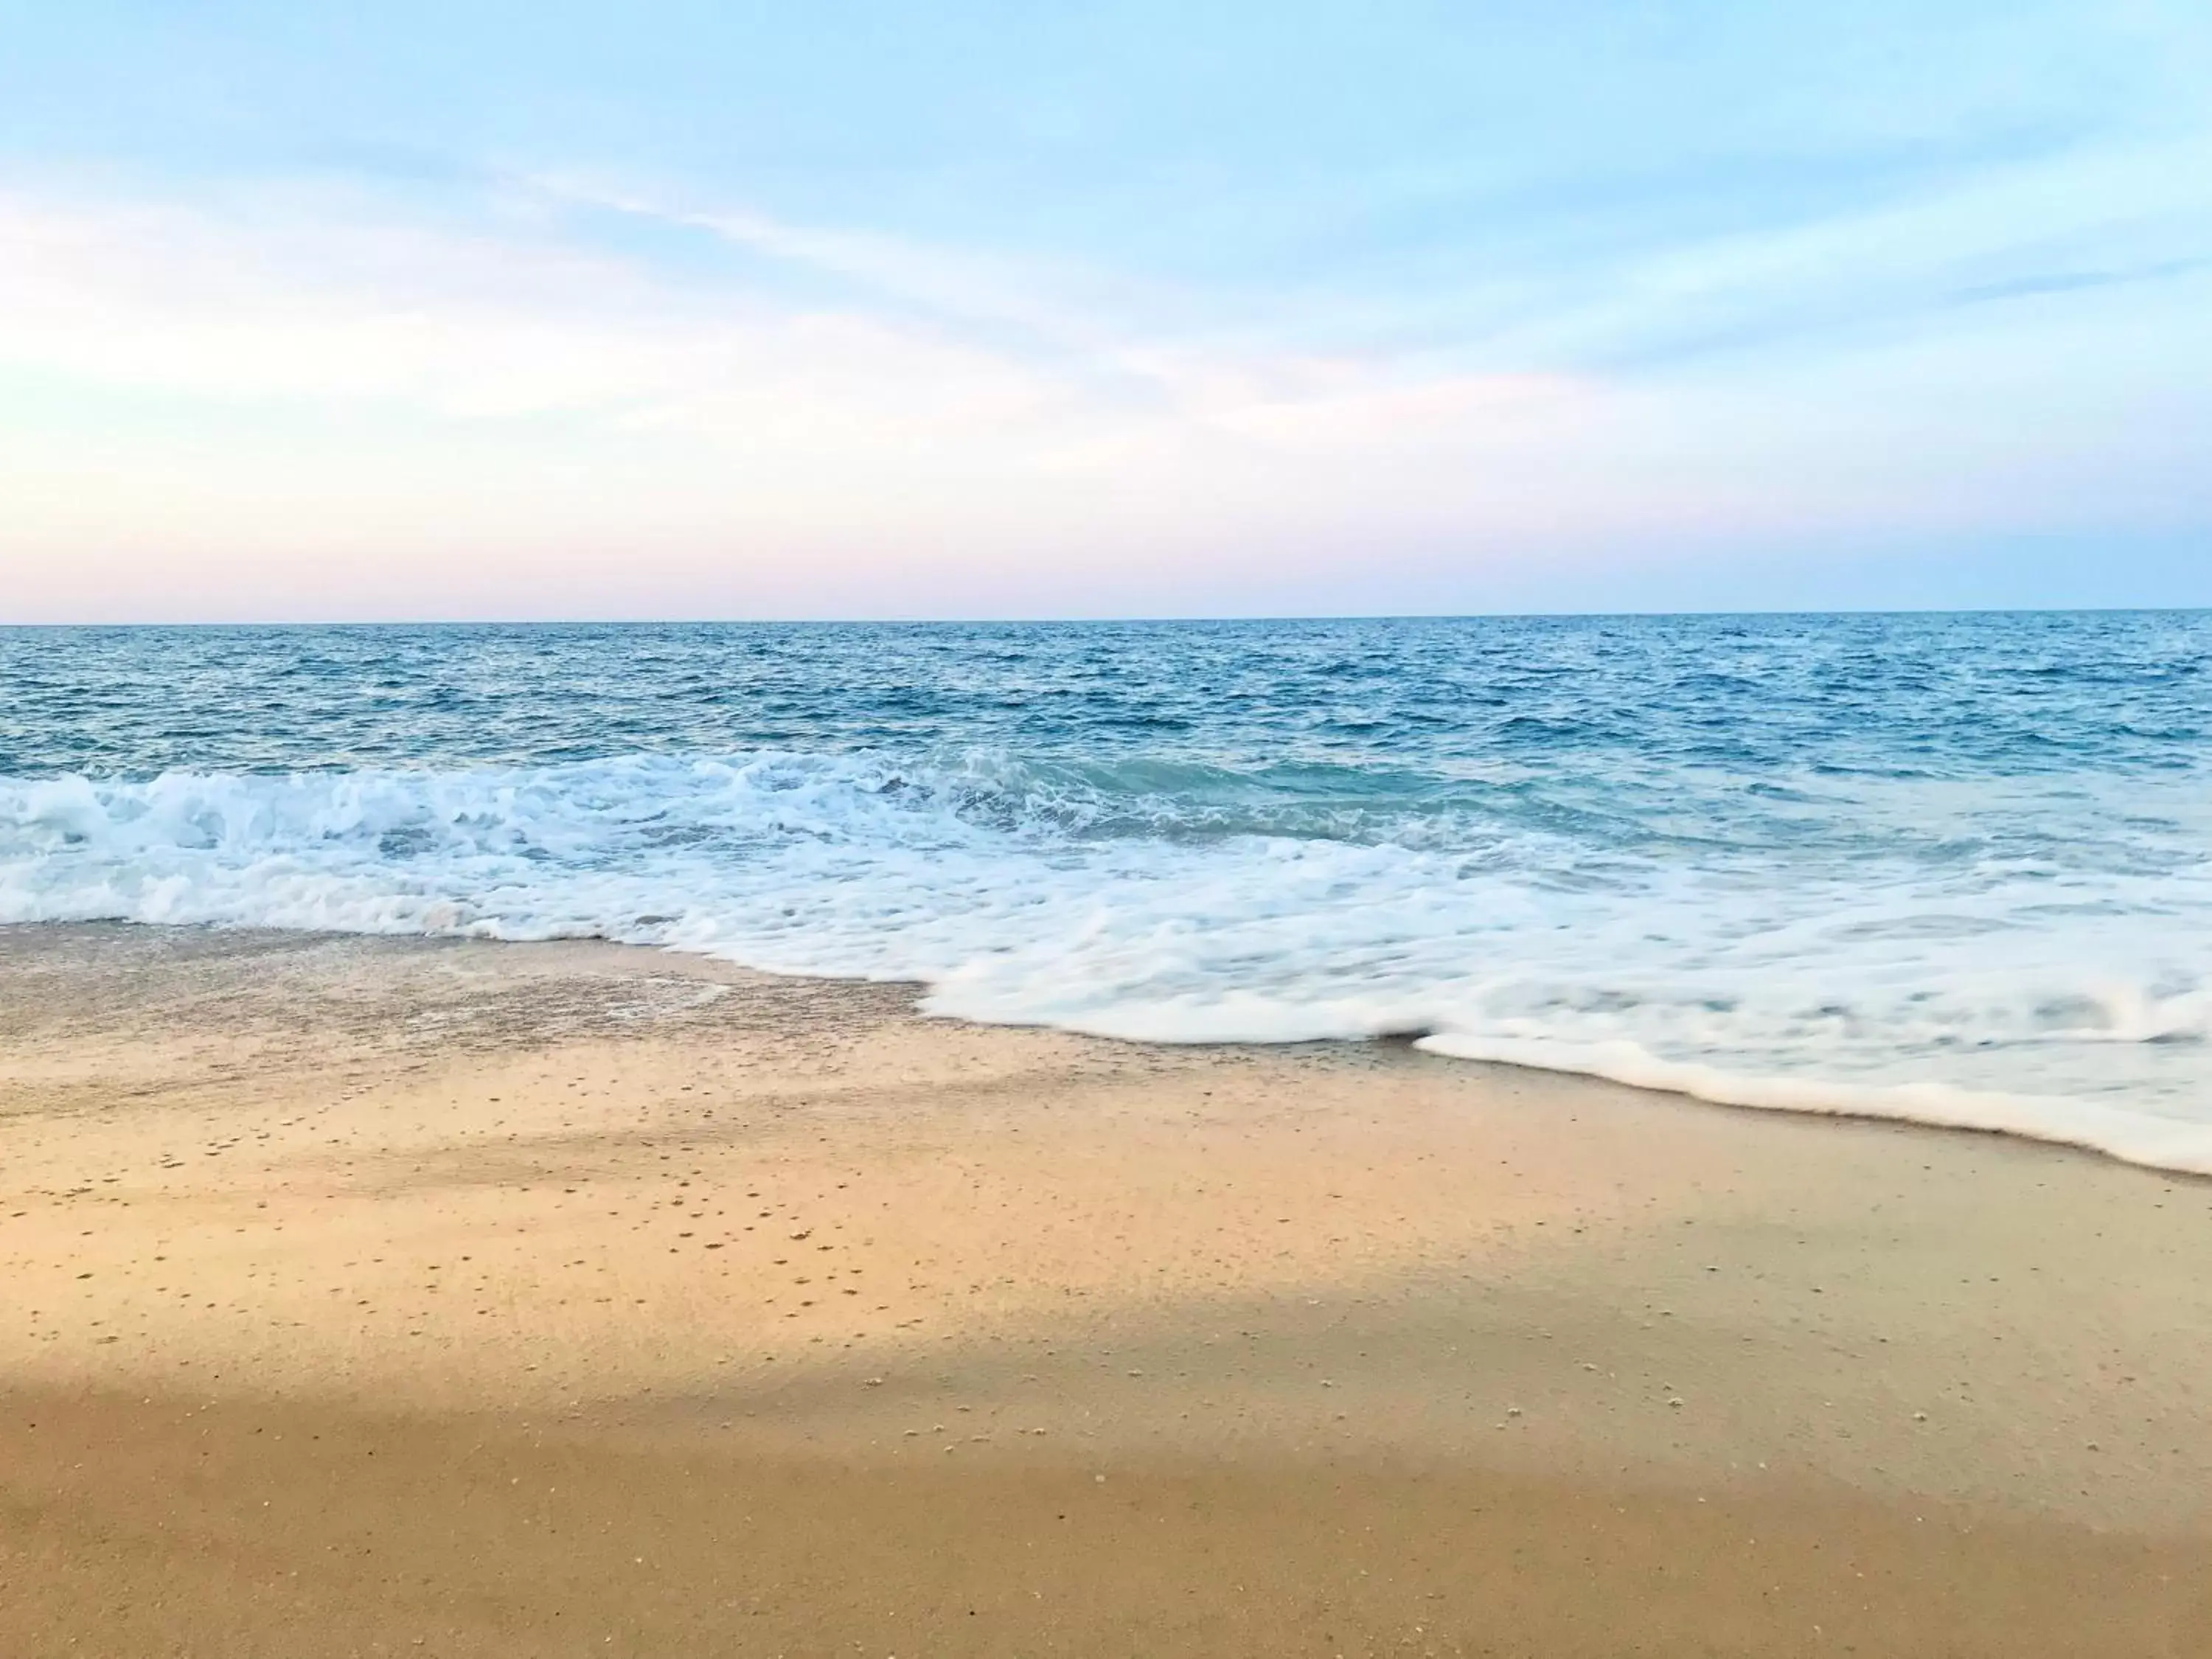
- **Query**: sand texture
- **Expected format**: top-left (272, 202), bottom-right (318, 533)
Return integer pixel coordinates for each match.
top-left (3, 925), bottom-right (2209, 1655)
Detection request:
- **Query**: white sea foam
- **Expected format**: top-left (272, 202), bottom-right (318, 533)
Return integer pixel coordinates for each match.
top-left (1412, 1034), bottom-right (2212, 1176)
top-left (4, 755), bottom-right (2208, 1175)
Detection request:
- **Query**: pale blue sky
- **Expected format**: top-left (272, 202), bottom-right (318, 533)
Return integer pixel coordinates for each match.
top-left (1, 2), bottom-right (2207, 619)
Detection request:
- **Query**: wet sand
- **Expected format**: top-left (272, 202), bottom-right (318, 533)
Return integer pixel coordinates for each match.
top-left (4, 925), bottom-right (2210, 1655)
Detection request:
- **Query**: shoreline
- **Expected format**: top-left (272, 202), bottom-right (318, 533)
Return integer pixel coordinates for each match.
top-left (1416, 1029), bottom-right (2212, 1181)
top-left (5, 922), bottom-right (2211, 1654)
top-left (15, 909), bottom-right (2208, 1181)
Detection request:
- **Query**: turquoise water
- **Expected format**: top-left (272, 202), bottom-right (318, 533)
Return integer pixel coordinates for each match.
top-left (4, 613), bottom-right (2208, 1170)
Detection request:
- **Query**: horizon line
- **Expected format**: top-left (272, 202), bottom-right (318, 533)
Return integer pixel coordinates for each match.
top-left (3, 604), bottom-right (2207, 630)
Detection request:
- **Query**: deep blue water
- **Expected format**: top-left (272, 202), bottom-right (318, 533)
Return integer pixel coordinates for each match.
top-left (4, 613), bottom-right (2208, 1169)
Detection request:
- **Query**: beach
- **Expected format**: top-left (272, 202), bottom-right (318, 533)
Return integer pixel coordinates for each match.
top-left (9, 0), bottom-right (2211, 1638)
top-left (4, 923), bottom-right (2208, 1655)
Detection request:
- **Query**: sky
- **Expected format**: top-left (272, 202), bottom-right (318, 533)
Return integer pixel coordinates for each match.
top-left (1, 1), bottom-right (2208, 621)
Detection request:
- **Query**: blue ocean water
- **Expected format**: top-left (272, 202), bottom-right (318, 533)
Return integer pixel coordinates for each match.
top-left (4, 613), bottom-right (2208, 1171)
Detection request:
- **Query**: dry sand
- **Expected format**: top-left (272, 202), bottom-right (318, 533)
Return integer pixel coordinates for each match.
top-left (3, 924), bottom-right (2208, 1655)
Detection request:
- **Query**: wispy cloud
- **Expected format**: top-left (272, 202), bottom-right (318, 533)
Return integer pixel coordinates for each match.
top-left (0, 183), bottom-right (1070, 437)
top-left (1947, 256), bottom-right (2211, 307)
top-left (0, 172), bottom-right (1604, 470)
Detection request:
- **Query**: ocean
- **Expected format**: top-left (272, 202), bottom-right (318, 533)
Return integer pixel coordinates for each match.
top-left (4, 613), bottom-right (2207, 1173)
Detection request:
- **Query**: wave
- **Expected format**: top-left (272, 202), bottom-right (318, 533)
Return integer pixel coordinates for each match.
top-left (4, 752), bottom-right (2208, 1177)
top-left (1413, 1034), bottom-right (2212, 1178)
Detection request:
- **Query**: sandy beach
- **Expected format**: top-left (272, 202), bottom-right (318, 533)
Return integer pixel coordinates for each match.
top-left (4, 923), bottom-right (2208, 1656)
